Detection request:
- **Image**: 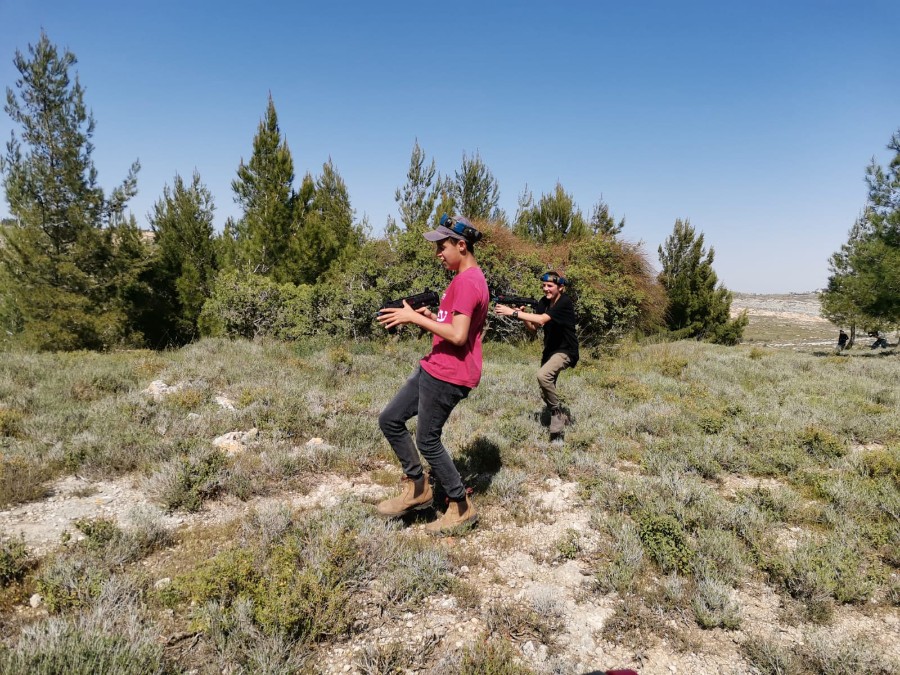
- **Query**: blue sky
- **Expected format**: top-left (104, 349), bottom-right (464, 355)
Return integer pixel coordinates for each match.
top-left (1, 1), bottom-right (898, 293)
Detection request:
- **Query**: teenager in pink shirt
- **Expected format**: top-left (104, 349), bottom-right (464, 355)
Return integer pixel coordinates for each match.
top-left (376, 214), bottom-right (488, 535)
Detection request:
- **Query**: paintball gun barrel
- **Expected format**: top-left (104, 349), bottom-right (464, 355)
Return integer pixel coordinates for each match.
top-left (492, 293), bottom-right (540, 309)
top-left (378, 289), bottom-right (440, 333)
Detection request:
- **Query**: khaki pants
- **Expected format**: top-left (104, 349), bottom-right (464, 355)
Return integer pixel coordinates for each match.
top-left (537, 352), bottom-right (572, 409)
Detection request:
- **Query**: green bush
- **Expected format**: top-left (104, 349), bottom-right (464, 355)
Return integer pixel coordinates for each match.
top-left (0, 534), bottom-right (31, 586)
top-left (797, 425), bottom-right (846, 459)
top-left (637, 511), bottom-right (695, 574)
top-left (198, 270), bottom-right (315, 340)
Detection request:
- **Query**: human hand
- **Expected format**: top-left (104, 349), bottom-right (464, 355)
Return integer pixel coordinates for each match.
top-left (378, 300), bottom-right (418, 330)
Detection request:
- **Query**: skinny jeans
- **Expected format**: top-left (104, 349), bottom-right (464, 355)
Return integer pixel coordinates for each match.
top-left (537, 352), bottom-right (572, 409)
top-left (378, 366), bottom-right (469, 500)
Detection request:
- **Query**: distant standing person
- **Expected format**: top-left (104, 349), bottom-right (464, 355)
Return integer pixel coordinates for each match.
top-left (494, 271), bottom-right (579, 438)
top-left (837, 329), bottom-right (849, 352)
top-left (375, 214), bottom-right (488, 535)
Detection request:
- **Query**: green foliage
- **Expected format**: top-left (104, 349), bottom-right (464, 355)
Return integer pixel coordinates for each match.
top-left (658, 219), bottom-right (747, 344)
top-left (637, 510), bottom-right (695, 574)
top-left (514, 182), bottom-right (588, 244)
top-left (149, 448), bottom-right (227, 513)
top-left (73, 517), bottom-right (120, 551)
top-left (296, 159), bottom-right (364, 284)
top-left (180, 504), bottom-right (409, 644)
top-left (453, 151), bottom-right (501, 221)
top-left (782, 532), bottom-right (879, 621)
top-left (0, 534), bottom-right (31, 586)
top-left (36, 553), bottom-right (109, 612)
top-left (143, 171), bottom-right (218, 346)
top-left (198, 269), bottom-right (315, 340)
top-left (394, 139), bottom-right (440, 231)
top-left (230, 95), bottom-right (298, 283)
top-left (797, 425), bottom-right (846, 459)
top-left (0, 626), bottom-right (175, 675)
top-left (821, 128), bottom-right (900, 326)
top-left (0, 32), bottom-right (143, 351)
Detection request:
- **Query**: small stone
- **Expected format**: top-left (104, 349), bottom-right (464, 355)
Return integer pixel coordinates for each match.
top-left (459, 565), bottom-right (469, 575)
top-left (29, 594), bottom-right (42, 608)
top-left (154, 577), bottom-right (172, 590)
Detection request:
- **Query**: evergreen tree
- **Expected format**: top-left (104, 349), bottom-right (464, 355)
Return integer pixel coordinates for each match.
top-left (822, 129), bottom-right (900, 331)
top-left (144, 171), bottom-right (218, 345)
top-left (296, 159), bottom-right (362, 283)
top-left (514, 182), bottom-right (588, 244)
top-left (820, 215), bottom-right (871, 345)
top-left (231, 95), bottom-right (296, 282)
top-left (589, 197), bottom-right (625, 237)
top-left (394, 139), bottom-right (438, 231)
top-left (657, 219), bottom-right (747, 344)
top-left (452, 151), bottom-right (500, 220)
top-left (0, 32), bottom-right (141, 350)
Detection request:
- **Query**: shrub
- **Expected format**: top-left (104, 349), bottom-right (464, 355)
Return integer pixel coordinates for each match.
top-left (691, 575), bottom-right (742, 629)
top-left (198, 270), bottom-right (315, 340)
top-left (797, 425), bottom-right (845, 459)
top-left (0, 455), bottom-right (49, 507)
top-left (455, 637), bottom-right (537, 675)
top-left (740, 633), bottom-right (803, 675)
top-left (36, 553), bottom-right (109, 613)
top-left (145, 447), bottom-right (227, 512)
top-left (637, 511), bottom-right (695, 574)
top-left (0, 533), bottom-right (31, 586)
top-left (0, 576), bottom-right (175, 674)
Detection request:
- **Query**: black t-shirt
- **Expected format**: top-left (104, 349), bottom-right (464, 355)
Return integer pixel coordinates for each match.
top-left (536, 293), bottom-right (579, 366)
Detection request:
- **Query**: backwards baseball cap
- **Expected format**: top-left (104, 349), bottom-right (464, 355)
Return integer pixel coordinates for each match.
top-left (423, 213), bottom-right (483, 244)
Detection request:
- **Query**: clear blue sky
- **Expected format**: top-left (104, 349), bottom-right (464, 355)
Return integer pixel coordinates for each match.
top-left (2, 0), bottom-right (898, 293)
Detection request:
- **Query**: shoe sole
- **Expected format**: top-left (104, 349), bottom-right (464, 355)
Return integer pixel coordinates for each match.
top-left (376, 499), bottom-right (434, 518)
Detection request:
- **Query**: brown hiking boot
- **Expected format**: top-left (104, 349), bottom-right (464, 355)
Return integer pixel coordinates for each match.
top-left (549, 409), bottom-right (568, 434)
top-left (376, 474), bottom-right (433, 517)
top-left (424, 494), bottom-right (478, 536)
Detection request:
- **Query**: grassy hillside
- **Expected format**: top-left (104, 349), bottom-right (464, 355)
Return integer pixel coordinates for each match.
top-left (0, 336), bottom-right (898, 674)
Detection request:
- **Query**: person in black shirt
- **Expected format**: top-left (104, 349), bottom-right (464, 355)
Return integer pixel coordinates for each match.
top-left (495, 271), bottom-right (579, 437)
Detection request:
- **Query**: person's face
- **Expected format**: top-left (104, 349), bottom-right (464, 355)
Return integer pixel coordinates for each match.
top-left (435, 238), bottom-right (464, 270)
top-left (541, 280), bottom-right (561, 300)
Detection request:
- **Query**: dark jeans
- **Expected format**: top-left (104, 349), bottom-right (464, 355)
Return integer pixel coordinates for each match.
top-left (378, 366), bottom-right (469, 500)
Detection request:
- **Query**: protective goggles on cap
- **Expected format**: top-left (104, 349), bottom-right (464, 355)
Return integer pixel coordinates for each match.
top-left (540, 272), bottom-right (567, 286)
top-left (439, 213), bottom-right (483, 243)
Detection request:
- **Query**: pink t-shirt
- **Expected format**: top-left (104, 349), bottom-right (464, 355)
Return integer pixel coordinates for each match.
top-left (420, 266), bottom-right (489, 388)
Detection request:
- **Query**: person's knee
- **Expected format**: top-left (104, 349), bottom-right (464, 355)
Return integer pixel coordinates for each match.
top-left (378, 409), bottom-right (401, 434)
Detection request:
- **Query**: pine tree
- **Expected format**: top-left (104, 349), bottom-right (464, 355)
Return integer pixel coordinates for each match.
top-left (145, 171), bottom-right (218, 345)
top-left (657, 219), bottom-right (746, 344)
top-left (0, 32), bottom-right (141, 350)
top-left (514, 182), bottom-right (588, 244)
top-left (589, 197), bottom-right (625, 237)
top-left (821, 129), bottom-right (900, 330)
top-left (453, 151), bottom-right (500, 220)
top-left (394, 139), bottom-right (439, 231)
top-left (296, 159), bottom-right (362, 283)
top-left (231, 95), bottom-right (297, 282)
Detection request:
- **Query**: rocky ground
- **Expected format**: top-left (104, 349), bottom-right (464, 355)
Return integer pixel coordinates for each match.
top-left (2, 300), bottom-right (898, 674)
top-left (4, 460), bottom-right (899, 674)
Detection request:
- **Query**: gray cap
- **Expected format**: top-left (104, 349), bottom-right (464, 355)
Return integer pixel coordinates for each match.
top-left (422, 215), bottom-right (480, 243)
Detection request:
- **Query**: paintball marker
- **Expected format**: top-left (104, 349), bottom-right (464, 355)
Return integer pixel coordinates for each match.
top-left (378, 289), bottom-right (440, 333)
top-left (492, 292), bottom-right (540, 309)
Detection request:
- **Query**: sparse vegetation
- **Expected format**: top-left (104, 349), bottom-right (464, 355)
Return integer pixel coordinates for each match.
top-left (0, 329), bottom-right (896, 672)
